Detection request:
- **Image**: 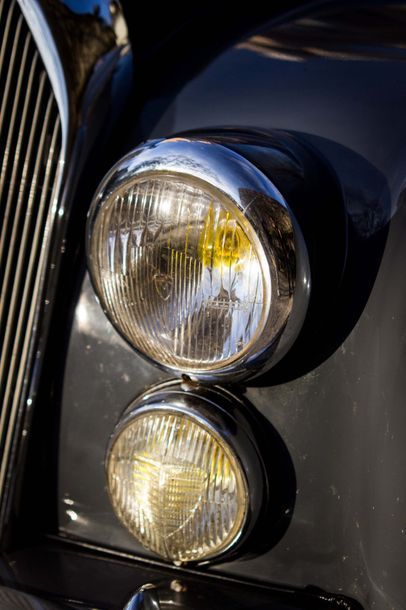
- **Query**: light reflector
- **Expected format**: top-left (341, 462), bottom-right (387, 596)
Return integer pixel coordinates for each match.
top-left (107, 408), bottom-right (248, 563)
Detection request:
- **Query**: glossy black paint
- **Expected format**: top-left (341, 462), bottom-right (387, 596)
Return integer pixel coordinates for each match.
top-left (9, 2), bottom-right (406, 610)
top-left (144, 3), bottom-right (405, 605)
top-left (47, 2), bottom-right (406, 609)
top-left (139, 6), bottom-right (406, 605)
top-left (0, 540), bottom-right (362, 610)
top-left (120, 1), bottom-right (306, 96)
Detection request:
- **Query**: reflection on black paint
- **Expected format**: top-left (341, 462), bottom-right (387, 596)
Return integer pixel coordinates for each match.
top-left (239, 5), bottom-right (406, 63)
top-left (41, 0), bottom-right (124, 125)
top-left (263, 137), bottom-right (390, 385)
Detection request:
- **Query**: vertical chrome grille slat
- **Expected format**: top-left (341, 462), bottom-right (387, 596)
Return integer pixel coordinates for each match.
top-left (0, 0), bottom-right (64, 504)
top-left (0, 0), bottom-right (16, 82)
top-left (0, 86), bottom-right (53, 399)
top-left (0, 69), bottom-right (46, 322)
top-left (0, 32), bottom-right (34, 203)
top-left (0, 14), bottom-right (23, 150)
top-left (0, 117), bottom-right (61, 494)
top-left (0, 38), bottom-right (37, 253)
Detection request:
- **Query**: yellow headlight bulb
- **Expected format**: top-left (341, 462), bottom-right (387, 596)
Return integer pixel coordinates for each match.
top-left (198, 204), bottom-right (251, 270)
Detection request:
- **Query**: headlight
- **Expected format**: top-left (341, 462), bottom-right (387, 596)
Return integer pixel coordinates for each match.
top-left (106, 382), bottom-right (264, 564)
top-left (87, 137), bottom-right (310, 380)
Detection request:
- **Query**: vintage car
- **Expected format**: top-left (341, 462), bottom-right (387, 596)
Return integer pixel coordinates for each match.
top-left (0, 0), bottom-right (405, 608)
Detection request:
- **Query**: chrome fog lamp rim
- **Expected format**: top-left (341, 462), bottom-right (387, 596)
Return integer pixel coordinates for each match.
top-left (87, 137), bottom-right (310, 382)
top-left (106, 380), bottom-right (264, 564)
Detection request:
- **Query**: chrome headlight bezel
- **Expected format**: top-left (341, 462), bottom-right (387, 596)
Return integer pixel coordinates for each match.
top-left (86, 136), bottom-right (310, 382)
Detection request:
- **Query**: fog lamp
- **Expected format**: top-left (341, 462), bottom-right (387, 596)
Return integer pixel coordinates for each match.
top-left (107, 402), bottom-right (249, 563)
top-left (87, 137), bottom-right (310, 380)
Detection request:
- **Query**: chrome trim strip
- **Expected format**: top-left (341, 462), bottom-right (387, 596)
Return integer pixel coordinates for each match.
top-left (0, 1), bottom-right (19, 91)
top-left (18, 0), bottom-right (69, 153)
top-left (0, 14), bottom-right (24, 172)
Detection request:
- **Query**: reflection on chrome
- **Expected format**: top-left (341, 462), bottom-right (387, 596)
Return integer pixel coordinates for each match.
top-left (66, 509), bottom-right (78, 522)
top-left (87, 138), bottom-right (310, 381)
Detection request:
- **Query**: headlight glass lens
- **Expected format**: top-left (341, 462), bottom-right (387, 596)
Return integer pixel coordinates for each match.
top-left (89, 174), bottom-right (270, 372)
top-left (107, 409), bottom-right (248, 563)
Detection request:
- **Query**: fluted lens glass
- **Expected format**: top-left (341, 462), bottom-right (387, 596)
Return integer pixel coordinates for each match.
top-left (107, 409), bottom-right (248, 563)
top-left (89, 175), bottom-right (270, 372)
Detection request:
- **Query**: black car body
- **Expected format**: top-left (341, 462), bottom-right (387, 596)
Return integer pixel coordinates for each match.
top-left (0, 1), bottom-right (405, 608)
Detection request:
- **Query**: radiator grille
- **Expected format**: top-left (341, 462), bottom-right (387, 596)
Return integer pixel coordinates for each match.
top-left (0, 0), bottom-right (63, 497)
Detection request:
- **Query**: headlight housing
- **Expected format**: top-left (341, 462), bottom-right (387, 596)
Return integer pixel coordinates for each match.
top-left (106, 381), bottom-right (266, 564)
top-left (87, 137), bottom-right (310, 381)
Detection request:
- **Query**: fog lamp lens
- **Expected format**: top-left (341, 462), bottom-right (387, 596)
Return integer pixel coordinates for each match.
top-left (107, 409), bottom-right (248, 563)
